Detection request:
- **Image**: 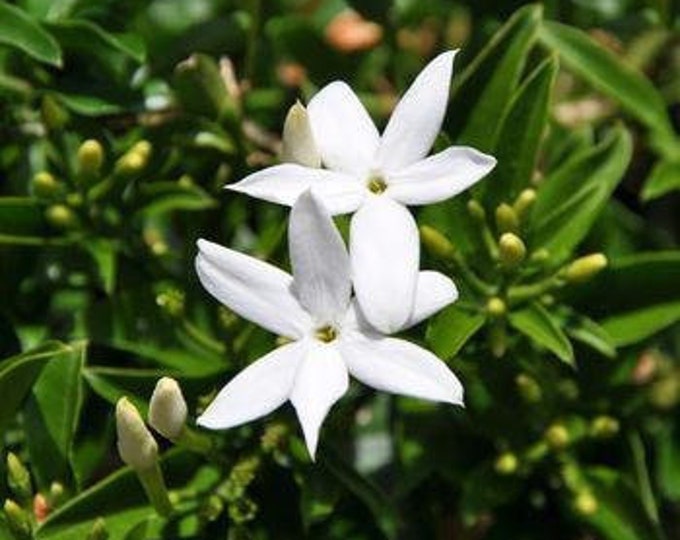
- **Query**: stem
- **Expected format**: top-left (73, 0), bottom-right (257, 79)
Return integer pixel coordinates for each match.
top-left (447, 255), bottom-right (496, 296)
top-left (628, 431), bottom-right (661, 527)
top-left (181, 319), bottom-right (226, 355)
top-left (507, 274), bottom-right (562, 304)
top-left (177, 426), bottom-right (217, 456)
top-left (138, 463), bottom-right (174, 517)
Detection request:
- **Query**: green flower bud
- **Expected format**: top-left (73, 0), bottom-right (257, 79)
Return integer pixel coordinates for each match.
top-left (495, 203), bottom-right (519, 234)
top-left (281, 101), bottom-right (321, 168)
top-left (45, 204), bottom-right (78, 230)
top-left (261, 423), bottom-right (288, 453)
top-left (49, 482), bottom-right (65, 509)
top-left (486, 297), bottom-right (507, 318)
top-left (155, 289), bottom-right (185, 318)
top-left (420, 225), bottom-right (455, 259)
top-left (498, 233), bottom-right (526, 268)
top-left (86, 517), bottom-right (109, 540)
top-left (513, 188), bottom-right (537, 219)
top-left (564, 254), bottom-right (607, 283)
top-left (66, 192), bottom-right (84, 208)
top-left (200, 495), bottom-right (224, 522)
top-left (149, 377), bottom-right (188, 441)
top-left (3, 499), bottom-right (31, 540)
top-left (650, 375), bottom-right (680, 410)
top-left (573, 490), bottom-right (598, 516)
top-left (545, 423), bottom-right (570, 450)
top-left (115, 397), bottom-right (158, 471)
top-left (489, 322), bottom-right (507, 358)
top-left (515, 373), bottom-right (542, 403)
top-left (494, 452), bottom-right (518, 475)
top-left (132, 140), bottom-right (152, 161)
top-left (6, 453), bottom-right (32, 503)
top-left (530, 248), bottom-right (550, 264)
top-left (77, 140), bottom-right (104, 177)
top-left (41, 95), bottom-right (69, 130)
top-left (589, 416), bottom-right (620, 439)
top-left (466, 199), bottom-right (486, 222)
top-left (115, 142), bottom-right (151, 176)
top-left (32, 172), bottom-right (60, 198)
top-left (228, 497), bottom-right (258, 525)
top-left (174, 53), bottom-right (232, 119)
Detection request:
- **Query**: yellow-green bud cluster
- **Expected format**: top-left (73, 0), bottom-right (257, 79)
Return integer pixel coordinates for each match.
top-left (3, 499), bottom-right (32, 540)
top-left (544, 423), bottom-right (570, 450)
top-left (6, 453), bottom-right (32, 504)
top-left (499, 233), bottom-right (526, 268)
top-left (494, 452), bottom-right (519, 475)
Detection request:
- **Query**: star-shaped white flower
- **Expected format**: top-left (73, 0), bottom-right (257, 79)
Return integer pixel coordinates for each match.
top-left (228, 50), bottom-right (496, 333)
top-left (195, 191), bottom-right (463, 459)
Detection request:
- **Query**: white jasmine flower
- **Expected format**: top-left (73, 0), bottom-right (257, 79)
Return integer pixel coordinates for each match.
top-left (195, 191), bottom-right (463, 459)
top-left (227, 51), bottom-right (496, 333)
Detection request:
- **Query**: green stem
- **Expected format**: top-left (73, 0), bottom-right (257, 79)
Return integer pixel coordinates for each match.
top-left (138, 463), bottom-right (174, 517)
top-left (628, 431), bottom-right (661, 527)
top-left (177, 426), bottom-right (217, 456)
top-left (181, 319), bottom-right (226, 355)
top-left (507, 274), bottom-right (562, 304)
top-left (447, 255), bottom-right (496, 296)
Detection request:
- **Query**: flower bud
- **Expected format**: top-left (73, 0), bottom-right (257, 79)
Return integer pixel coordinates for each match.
top-left (573, 490), bottom-right (598, 516)
top-left (563, 254), bottom-right (607, 283)
top-left (6, 453), bottom-right (32, 503)
top-left (498, 233), bottom-right (526, 268)
top-left (420, 225), bottom-right (455, 259)
top-left (515, 373), bottom-right (542, 403)
top-left (174, 53), bottom-right (231, 118)
top-left (495, 203), bottom-right (519, 233)
top-left (49, 482), bottom-right (65, 509)
top-left (486, 297), bottom-right (507, 318)
top-left (149, 377), bottom-right (188, 440)
top-left (650, 375), bottom-right (680, 410)
top-left (545, 423), bottom-right (570, 450)
top-left (3, 499), bottom-right (31, 539)
top-left (33, 493), bottom-right (49, 523)
top-left (513, 188), bottom-right (536, 219)
top-left (466, 199), bottom-right (486, 222)
top-left (46, 204), bottom-right (78, 230)
top-left (41, 95), bottom-right (69, 130)
top-left (155, 289), bottom-right (185, 318)
top-left (116, 397), bottom-right (158, 471)
top-left (77, 140), bottom-right (104, 177)
top-left (32, 172), bottom-right (60, 198)
top-left (494, 452), bottom-right (518, 475)
top-left (115, 142), bottom-right (151, 176)
top-left (86, 517), bottom-right (109, 540)
top-left (530, 248), bottom-right (550, 264)
top-left (589, 415), bottom-right (620, 438)
top-left (281, 101), bottom-right (321, 168)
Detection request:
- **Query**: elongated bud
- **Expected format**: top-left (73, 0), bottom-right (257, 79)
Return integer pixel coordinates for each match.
top-left (174, 53), bottom-right (231, 118)
top-left (77, 140), bottom-right (104, 177)
top-left (32, 172), bottom-right (60, 198)
top-left (149, 378), bottom-right (188, 440)
top-left (6, 453), bottom-right (32, 503)
top-left (589, 416), bottom-right (620, 438)
top-left (4, 499), bottom-right (31, 540)
top-left (499, 233), bottom-right (526, 268)
top-left (545, 423), bottom-right (570, 450)
top-left (281, 101), bottom-right (321, 168)
top-left (495, 203), bottom-right (520, 233)
top-left (132, 140), bottom-right (152, 161)
top-left (115, 141), bottom-right (151, 176)
top-left (49, 482), bottom-right (65, 509)
top-left (486, 297), bottom-right (506, 318)
top-left (513, 188), bottom-right (536, 219)
top-left (420, 225), bottom-right (455, 259)
top-left (33, 493), bottom-right (49, 523)
top-left (563, 254), bottom-right (607, 283)
top-left (530, 248), bottom-right (550, 264)
top-left (46, 204), bottom-right (78, 230)
top-left (573, 490), bottom-right (598, 516)
top-left (515, 373), bottom-right (542, 403)
top-left (467, 199), bottom-right (486, 222)
top-left (41, 95), bottom-right (69, 130)
top-left (86, 517), bottom-right (109, 540)
top-left (494, 452), bottom-right (518, 475)
top-left (116, 397), bottom-right (158, 471)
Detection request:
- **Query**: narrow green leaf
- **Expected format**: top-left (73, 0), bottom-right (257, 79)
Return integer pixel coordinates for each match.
top-left (85, 239), bottom-right (118, 295)
top-left (602, 302), bottom-right (680, 347)
top-left (538, 20), bottom-right (674, 148)
top-left (566, 314), bottom-right (617, 358)
top-left (448, 4), bottom-right (543, 150)
top-left (426, 306), bottom-right (485, 360)
top-left (0, 2), bottom-right (62, 66)
top-left (530, 125), bottom-right (632, 261)
top-left (509, 303), bottom-right (574, 365)
top-left (136, 181), bottom-right (217, 216)
top-left (0, 198), bottom-right (52, 242)
top-left (0, 342), bottom-right (70, 438)
top-left (641, 159), bottom-right (680, 201)
top-left (24, 341), bottom-right (86, 488)
top-left (655, 422), bottom-right (680, 501)
top-left (488, 56), bottom-right (557, 206)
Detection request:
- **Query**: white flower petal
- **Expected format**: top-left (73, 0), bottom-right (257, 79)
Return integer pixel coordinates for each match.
top-left (387, 146), bottom-right (497, 205)
top-left (197, 341), bottom-right (306, 429)
top-left (403, 271), bottom-right (459, 330)
top-left (339, 335), bottom-right (464, 405)
top-left (290, 343), bottom-right (349, 459)
top-left (227, 164), bottom-right (364, 215)
top-left (350, 197), bottom-right (419, 334)
top-left (307, 81), bottom-right (379, 175)
top-left (289, 191), bottom-right (351, 323)
top-left (196, 239), bottom-right (311, 339)
top-left (377, 51), bottom-right (458, 170)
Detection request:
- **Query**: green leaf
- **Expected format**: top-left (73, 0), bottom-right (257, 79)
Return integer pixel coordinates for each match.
top-left (426, 306), bottom-right (485, 360)
top-left (565, 314), bottom-right (617, 358)
top-left (655, 421), bottom-right (680, 501)
top-left (0, 197), bottom-right (61, 245)
top-left (538, 20), bottom-right (674, 150)
top-left (449, 4), bottom-right (543, 151)
top-left (85, 239), bottom-right (118, 295)
top-left (602, 302), bottom-right (680, 347)
top-left (0, 342), bottom-right (71, 439)
top-left (488, 56), bottom-right (557, 206)
top-left (136, 181), bottom-right (217, 217)
top-left (641, 159), bottom-right (680, 201)
top-left (24, 341), bottom-right (85, 488)
top-left (530, 125), bottom-right (632, 261)
top-left (509, 303), bottom-right (574, 365)
top-left (0, 2), bottom-right (62, 66)
top-left (53, 92), bottom-right (126, 116)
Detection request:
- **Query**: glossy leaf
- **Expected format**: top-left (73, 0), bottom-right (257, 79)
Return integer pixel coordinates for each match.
top-left (0, 2), bottom-right (62, 66)
top-left (509, 303), bottom-right (574, 365)
top-left (566, 314), bottom-right (617, 358)
top-left (602, 302), bottom-right (680, 346)
top-left (426, 305), bottom-right (486, 360)
top-left (641, 159), bottom-right (680, 201)
top-left (530, 125), bottom-right (632, 261)
top-left (136, 181), bottom-right (217, 216)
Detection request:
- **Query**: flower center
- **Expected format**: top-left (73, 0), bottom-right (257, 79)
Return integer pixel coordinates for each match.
top-left (367, 174), bottom-right (387, 194)
top-left (315, 325), bottom-right (338, 343)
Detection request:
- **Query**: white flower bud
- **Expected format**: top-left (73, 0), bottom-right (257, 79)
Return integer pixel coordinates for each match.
top-left (281, 101), bottom-right (321, 168)
top-left (149, 377), bottom-right (188, 440)
top-left (116, 397), bottom-right (158, 470)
